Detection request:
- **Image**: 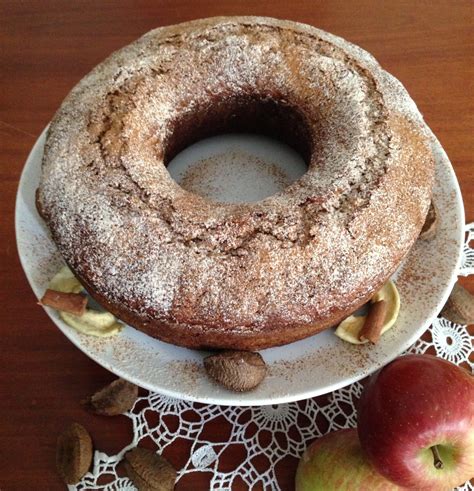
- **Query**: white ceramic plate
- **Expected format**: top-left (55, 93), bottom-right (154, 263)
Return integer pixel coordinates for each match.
top-left (16, 127), bottom-right (464, 406)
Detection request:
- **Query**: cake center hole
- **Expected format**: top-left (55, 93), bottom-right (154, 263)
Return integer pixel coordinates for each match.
top-left (167, 133), bottom-right (307, 204)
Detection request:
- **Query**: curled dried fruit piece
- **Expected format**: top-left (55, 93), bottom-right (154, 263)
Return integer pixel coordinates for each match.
top-left (49, 266), bottom-right (83, 293)
top-left (56, 423), bottom-right (93, 485)
top-left (60, 310), bottom-right (122, 337)
top-left (335, 281), bottom-right (400, 345)
top-left (419, 201), bottom-right (438, 241)
top-left (124, 447), bottom-right (176, 491)
top-left (46, 266), bottom-right (123, 337)
top-left (440, 282), bottom-right (474, 325)
top-left (83, 378), bottom-right (138, 415)
top-left (204, 350), bottom-right (267, 392)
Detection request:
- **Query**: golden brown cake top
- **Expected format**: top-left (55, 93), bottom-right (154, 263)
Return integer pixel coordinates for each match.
top-left (38, 17), bottom-right (434, 337)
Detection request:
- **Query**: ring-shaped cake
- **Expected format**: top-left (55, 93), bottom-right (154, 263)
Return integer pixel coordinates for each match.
top-left (37, 17), bottom-right (434, 350)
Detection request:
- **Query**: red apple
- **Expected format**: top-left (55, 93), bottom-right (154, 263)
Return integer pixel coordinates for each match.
top-left (357, 354), bottom-right (474, 490)
top-left (295, 428), bottom-right (400, 490)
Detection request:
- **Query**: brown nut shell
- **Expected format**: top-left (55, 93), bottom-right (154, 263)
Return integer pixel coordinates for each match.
top-left (56, 423), bottom-right (93, 485)
top-left (204, 350), bottom-right (267, 392)
top-left (124, 447), bottom-right (176, 491)
top-left (440, 282), bottom-right (474, 325)
top-left (83, 378), bottom-right (138, 416)
top-left (419, 201), bottom-right (438, 241)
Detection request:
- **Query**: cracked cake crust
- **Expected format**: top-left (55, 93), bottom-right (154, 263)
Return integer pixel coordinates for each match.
top-left (37, 17), bottom-right (435, 350)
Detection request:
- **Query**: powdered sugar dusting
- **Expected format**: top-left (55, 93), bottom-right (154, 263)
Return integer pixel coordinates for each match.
top-left (37, 17), bottom-right (434, 349)
top-left (170, 140), bottom-right (303, 204)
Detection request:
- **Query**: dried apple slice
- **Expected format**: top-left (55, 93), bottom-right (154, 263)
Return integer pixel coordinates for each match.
top-left (48, 265), bottom-right (84, 293)
top-left (47, 266), bottom-right (122, 337)
top-left (335, 281), bottom-right (400, 344)
top-left (60, 310), bottom-right (122, 337)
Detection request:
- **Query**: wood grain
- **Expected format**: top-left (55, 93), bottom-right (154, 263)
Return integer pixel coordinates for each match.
top-left (1, 1), bottom-right (472, 489)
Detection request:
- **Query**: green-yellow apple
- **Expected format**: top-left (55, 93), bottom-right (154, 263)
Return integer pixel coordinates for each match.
top-left (357, 354), bottom-right (474, 490)
top-left (295, 428), bottom-right (400, 490)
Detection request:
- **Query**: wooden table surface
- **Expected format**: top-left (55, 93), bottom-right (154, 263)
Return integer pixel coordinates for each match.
top-left (1, 1), bottom-right (473, 489)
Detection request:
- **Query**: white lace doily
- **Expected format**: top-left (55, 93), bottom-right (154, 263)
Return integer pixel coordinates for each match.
top-left (72, 224), bottom-right (474, 491)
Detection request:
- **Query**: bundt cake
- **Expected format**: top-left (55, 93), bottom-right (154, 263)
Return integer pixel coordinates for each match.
top-left (37, 17), bottom-right (434, 350)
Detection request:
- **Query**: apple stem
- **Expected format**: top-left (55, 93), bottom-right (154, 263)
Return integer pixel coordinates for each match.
top-left (431, 446), bottom-right (444, 470)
